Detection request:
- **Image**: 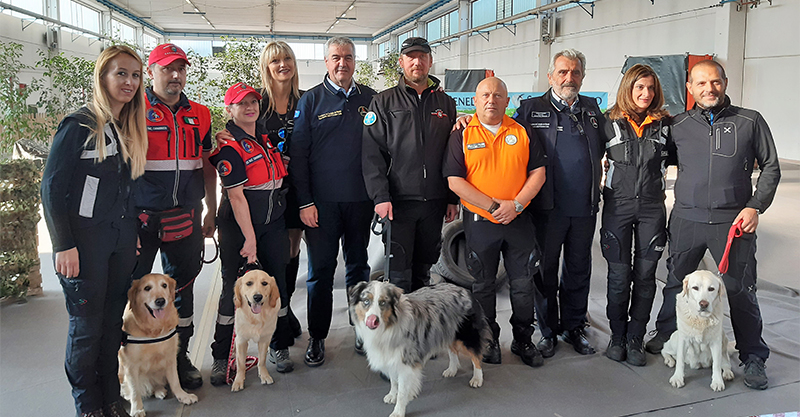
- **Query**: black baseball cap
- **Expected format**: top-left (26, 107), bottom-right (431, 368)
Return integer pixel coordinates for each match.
top-left (400, 37), bottom-right (431, 55)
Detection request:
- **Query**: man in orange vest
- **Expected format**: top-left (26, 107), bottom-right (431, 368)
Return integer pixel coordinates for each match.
top-left (444, 77), bottom-right (547, 367)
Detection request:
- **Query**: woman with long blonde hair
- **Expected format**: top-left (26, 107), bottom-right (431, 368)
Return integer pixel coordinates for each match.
top-left (41, 44), bottom-right (148, 417)
top-left (601, 63), bottom-right (672, 367)
top-left (210, 41), bottom-right (305, 383)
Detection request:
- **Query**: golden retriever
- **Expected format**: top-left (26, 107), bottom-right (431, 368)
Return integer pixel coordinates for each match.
top-left (231, 270), bottom-right (281, 392)
top-left (119, 273), bottom-right (198, 417)
top-left (661, 270), bottom-right (734, 392)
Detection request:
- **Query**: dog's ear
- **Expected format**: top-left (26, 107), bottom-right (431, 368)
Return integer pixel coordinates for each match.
top-left (233, 278), bottom-right (243, 309)
top-left (715, 274), bottom-right (726, 299)
top-left (165, 274), bottom-right (177, 299)
top-left (681, 275), bottom-right (691, 296)
top-left (268, 278), bottom-right (280, 309)
top-left (348, 281), bottom-right (368, 306)
top-left (127, 277), bottom-right (141, 303)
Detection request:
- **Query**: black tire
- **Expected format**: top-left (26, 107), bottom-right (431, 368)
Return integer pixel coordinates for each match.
top-left (433, 219), bottom-right (508, 290)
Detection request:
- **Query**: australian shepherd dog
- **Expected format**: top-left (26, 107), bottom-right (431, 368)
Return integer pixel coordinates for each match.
top-left (349, 280), bottom-right (491, 417)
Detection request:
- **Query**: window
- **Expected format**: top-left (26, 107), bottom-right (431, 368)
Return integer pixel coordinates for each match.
top-left (513, 0), bottom-right (536, 14)
top-left (3, 0), bottom-right (43, 17)
top-left (172, 40), bottom-right (212, 56)
top-left (355, 44), bottom-right (368, 61)
top-left (397, 31), bottom-right (411, 47)
top-left (111, 19), bottom-right (136, 44)
top-left (449, 10), bottom-right (460, 35)
top-left (288, 42), bottom-right (326, 60)
top-left (377, 40), bottom-right (390, 58)
top-left (426, 19), bottom-right (441, 41)
top-left (58, 0), bottom-right (100, 34)
top-left (472, 0), bottom-right (495, 27)
top-left (426, 10), bottom-right (458, 41)
top-left (142, 33), bottom-right (158, 50)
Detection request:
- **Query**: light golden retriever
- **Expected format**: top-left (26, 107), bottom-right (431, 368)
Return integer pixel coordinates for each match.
top-left (118, 273), bottom-right (198, 417)
top-left (661, 270), bottom-right (734, 392)
top-left (231, 269), bottom-right (281, 392)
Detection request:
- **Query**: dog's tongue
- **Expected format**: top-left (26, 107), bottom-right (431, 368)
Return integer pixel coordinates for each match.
top-left (251, 303), bottom-right (262, 315)
top-left (153, 308), bottom-right (166, 320)
top-left (366, 314), bottom-right (379, 330)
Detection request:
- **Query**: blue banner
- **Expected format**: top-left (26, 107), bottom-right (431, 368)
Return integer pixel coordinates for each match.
top-left (447, 92), bottom-right (608, 115)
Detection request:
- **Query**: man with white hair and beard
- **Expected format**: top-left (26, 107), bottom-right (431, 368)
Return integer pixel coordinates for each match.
top-left (513, 49), bottom-right (607, 359)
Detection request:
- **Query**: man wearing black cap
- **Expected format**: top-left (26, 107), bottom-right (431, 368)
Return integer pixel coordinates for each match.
top-left (363, 37), bottom-right (459, 293)
top-left (133, 43), bottom-right (217, 389)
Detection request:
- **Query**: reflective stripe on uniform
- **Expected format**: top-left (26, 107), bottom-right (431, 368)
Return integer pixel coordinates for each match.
top-left (178, 316), bottom-right (194, 327)
top-left (145, 159), bottom-right (203, 171)
top-left (78, 175), bottom-right (99, 218)
top-left (216, 314), bottom-right (235, 326)
top-left (605, 122), bottom-right (624, 149)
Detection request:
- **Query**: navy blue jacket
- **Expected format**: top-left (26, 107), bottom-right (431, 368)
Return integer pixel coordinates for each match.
top-left (41, 108), bottom-right (137, 252)
top-left (514, 89), bottom-right (606, 214)
top-left (290, 76), bottom-right (376, 206)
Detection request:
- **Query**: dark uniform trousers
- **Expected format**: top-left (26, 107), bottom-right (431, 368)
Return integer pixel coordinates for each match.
top-left (464, 211), bottom-right (538, 341)
top-left (600, 199), bottom-right (666, 338)
top-left (387, 199), bottom-right (448, 293)
top-left (211, 203), bottom-right (292, 359)
top-left (58, 219), bottom-right (137, 413)
top-left (655, 215), bottom-right (769, 362)
top-left (532, 209), bottom-right (597, 338)
top-left (132, 205), bottom-right (203, 350)
top-left (304, 201), bottom-right (373, 339)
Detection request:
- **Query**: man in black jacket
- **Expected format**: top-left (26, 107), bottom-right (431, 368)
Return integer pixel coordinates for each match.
top-left (362, 37), bottom-right (459, 293)
top-left (645, 60), bottom-right (780, 390)
top-left (513, 49), bottom-right (606, 358)
top-left (291, 36), bottom-right (377, 367)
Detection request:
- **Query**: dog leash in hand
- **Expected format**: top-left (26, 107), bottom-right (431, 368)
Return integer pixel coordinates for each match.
top-left (718, 219), bottom-right (744, 275)
top-left (371, 213), bottom-right (392, 283)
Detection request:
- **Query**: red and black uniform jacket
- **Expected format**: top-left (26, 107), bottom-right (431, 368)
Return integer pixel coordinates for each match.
top-left (210, 121), bottom-right (288, 225)
top-left (137, 88), bottom-right (212, 211)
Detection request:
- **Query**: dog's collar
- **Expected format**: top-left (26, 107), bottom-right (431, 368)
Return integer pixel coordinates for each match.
top-left (122, 328), bottom-right (177, 346)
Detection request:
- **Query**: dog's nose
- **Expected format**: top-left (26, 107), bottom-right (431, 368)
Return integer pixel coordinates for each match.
top-left (155, 298), bottom-right (166, 308)
top-left (699, 300), bottom-right (709, 309)
top-left (253, 293), bottom-right (263, 303)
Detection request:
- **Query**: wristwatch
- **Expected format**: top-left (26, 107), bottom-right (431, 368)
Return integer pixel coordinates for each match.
top-left (513, 200), bottom-right (524, 213)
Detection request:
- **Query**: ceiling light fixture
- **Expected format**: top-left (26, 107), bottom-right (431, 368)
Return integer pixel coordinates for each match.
top-left (326, 0), bottom-right (357, 33)
top-left (184, 0), bottom-right (215, 28)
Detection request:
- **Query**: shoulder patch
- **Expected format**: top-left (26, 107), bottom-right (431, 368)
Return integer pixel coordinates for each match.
top-left (241, 139), bottom-right (255, 153)
top-left (147, 108), bottom-right (164, 123)
top-left (363, 111), bottom-right (377, 126)
top-left (216, 160), bottom-right (232, 177)
top-left (505, 134), bottom-right (518, 145)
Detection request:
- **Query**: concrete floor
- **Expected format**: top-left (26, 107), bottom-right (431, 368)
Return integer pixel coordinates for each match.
top-left (1, 161), bottom-right (798, 417)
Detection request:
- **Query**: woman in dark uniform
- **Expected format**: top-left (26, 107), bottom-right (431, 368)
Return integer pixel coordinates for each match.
top-left (209, 83), bottom-right (294, 384)
top-left (601, 64), bottom-right (671, 366)
top-left (41, 45), bottom-right (148, 417)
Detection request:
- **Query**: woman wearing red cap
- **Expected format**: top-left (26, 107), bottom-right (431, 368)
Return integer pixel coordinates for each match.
top-left (209, 82), bottom-right (295, 383)
top-left (41, 45), bottom-right (148, 417)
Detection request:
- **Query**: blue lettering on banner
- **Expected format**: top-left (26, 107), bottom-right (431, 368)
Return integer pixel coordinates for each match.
top-left (446, 92), bottom-right (608, 115)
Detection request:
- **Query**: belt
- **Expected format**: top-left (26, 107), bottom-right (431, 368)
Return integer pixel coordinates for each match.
top-left (463, 208), bottom-right (492, 222)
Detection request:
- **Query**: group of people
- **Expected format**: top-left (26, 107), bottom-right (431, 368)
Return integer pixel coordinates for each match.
top-left (41, 34), bottom-right (780, 417)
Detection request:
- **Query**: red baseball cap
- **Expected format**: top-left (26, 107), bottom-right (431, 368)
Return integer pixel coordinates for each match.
top-left (224, 83), bottom-right (262, 105)
top-left (148, 43), bottom-right (191, 67)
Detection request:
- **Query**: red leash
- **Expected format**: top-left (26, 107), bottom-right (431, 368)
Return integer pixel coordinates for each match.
top-left (225, 313), bottom-right (259, 385)
top-left (718, 219), bottom-right (744, 275)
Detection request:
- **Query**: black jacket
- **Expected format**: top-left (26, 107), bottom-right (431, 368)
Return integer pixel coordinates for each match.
top-left (603, 115), bottom-right (671, 203)
top-left (290, 76), bottom-right (376, 205)
top-left (513, 89), bottom-right (606, 214)
top-left (671, 96), bottom-right (781, 223)
top-left (41, 108), bottom-right (137, 252)
top-left (362, 75), bottom-right (457, 204)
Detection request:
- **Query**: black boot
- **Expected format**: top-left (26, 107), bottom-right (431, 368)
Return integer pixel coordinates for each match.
top-left (177, 332), bottom-right (203, 389)
top-left (482, 321), bottom-right (501, 364)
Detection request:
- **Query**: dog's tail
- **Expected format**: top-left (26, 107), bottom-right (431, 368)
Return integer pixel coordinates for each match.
top-left (456, 294), bottom-right (493, 357)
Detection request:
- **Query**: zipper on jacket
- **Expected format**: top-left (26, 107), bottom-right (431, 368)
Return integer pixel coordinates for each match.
top-left (171, 109), bottom-right (181, 207)
top-left (254, 139), bottom-right (277, 224)
top-left (182, 128), bottom-right (187, 158)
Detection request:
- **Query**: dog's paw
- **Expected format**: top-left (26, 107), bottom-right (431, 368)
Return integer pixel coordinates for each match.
top-left (710, 379), bottom-right (726, 392)
top-left (469, 375), bottom-right (483, 388)
top-left (259, 370), bottom-right (274, 385)
top-left (176, 392), bottom-right (198, 405)
top-left (663, 356), bottom-right (676, 368)
top-left (231, 377), bottom-right (245, 392)
top-left (132, 410), bottom-right (146, 417)
top-left (389, 411), bottom-right (405, 417)
top-left (669, 374), bottom-right (685, 388)
top-left (383, 392), bottom-right (397, 404)
top-left (153, 387), bottom-right (167, 400)
top-left (442, 367), bottom-right (457, 378)
top-left (722, 368), bottom-right (734, 381)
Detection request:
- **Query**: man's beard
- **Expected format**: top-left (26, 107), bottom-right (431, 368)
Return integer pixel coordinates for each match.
top-left (554, 83), bottom-right (579, 102)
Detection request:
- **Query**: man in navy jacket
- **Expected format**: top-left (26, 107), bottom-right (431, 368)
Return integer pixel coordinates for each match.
top-left (290, 37), bottom-right (377, 368)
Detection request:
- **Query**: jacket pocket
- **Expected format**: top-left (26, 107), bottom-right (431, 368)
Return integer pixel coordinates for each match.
top-left (78, 175), bottom-right (99, 218)
top-left (712, 122), bottom-right (737, 157)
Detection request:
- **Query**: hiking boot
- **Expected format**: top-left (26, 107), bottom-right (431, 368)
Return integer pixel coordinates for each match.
top-left (644, 330), bottom-right (671, 354)
top-left (268, 348), bottom-right (295, 373)
top-left (626, 335), bottom-right (646, 366)
top-left (742, 355), bottom-right (768, 390)
top-left (177, 351), bottom-right (203, 389)
top-left (511, 339), bottom-right (544, 367)
top-left (103, 401), bottom-right (130, 417)
top-left (482, 339), bottom-right (501, 364)
top-left (606, 335), bottom-right (626, 362)
top-left (210, 359), bottom-right (228, 386)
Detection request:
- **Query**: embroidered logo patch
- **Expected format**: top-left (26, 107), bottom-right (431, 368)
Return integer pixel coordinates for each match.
top-left (431, 109), bottom-right (447, 119)
top-left (241, 139), bottom-right (254, 153)
top-left (147, 108), bottom-right (164, 123)
top-left (363, 111), bottom-right (377, 126)
top-left (358, 106), bottom-right (369, 117)
top-left (216, 160), bottom-right (232, 177)
top-left (467, 142), bottom-right (486, 150)
top-left (590, 117), bottom-right (598, 129)
top-left (505, 134), bottom-right (518, 145)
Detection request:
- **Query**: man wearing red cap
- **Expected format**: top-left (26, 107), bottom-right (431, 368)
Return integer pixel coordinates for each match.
top-left (132, 43), bottom-right (217, 390)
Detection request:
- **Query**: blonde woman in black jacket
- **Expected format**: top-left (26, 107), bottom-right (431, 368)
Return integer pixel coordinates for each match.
top-left (41, 45), bottom-right (148, 417)
top-left (601, 64), bottom-right (671, 367)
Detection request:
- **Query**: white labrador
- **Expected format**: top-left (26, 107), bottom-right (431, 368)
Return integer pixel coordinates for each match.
top-left (662, 270), bottom-right (734, 392)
